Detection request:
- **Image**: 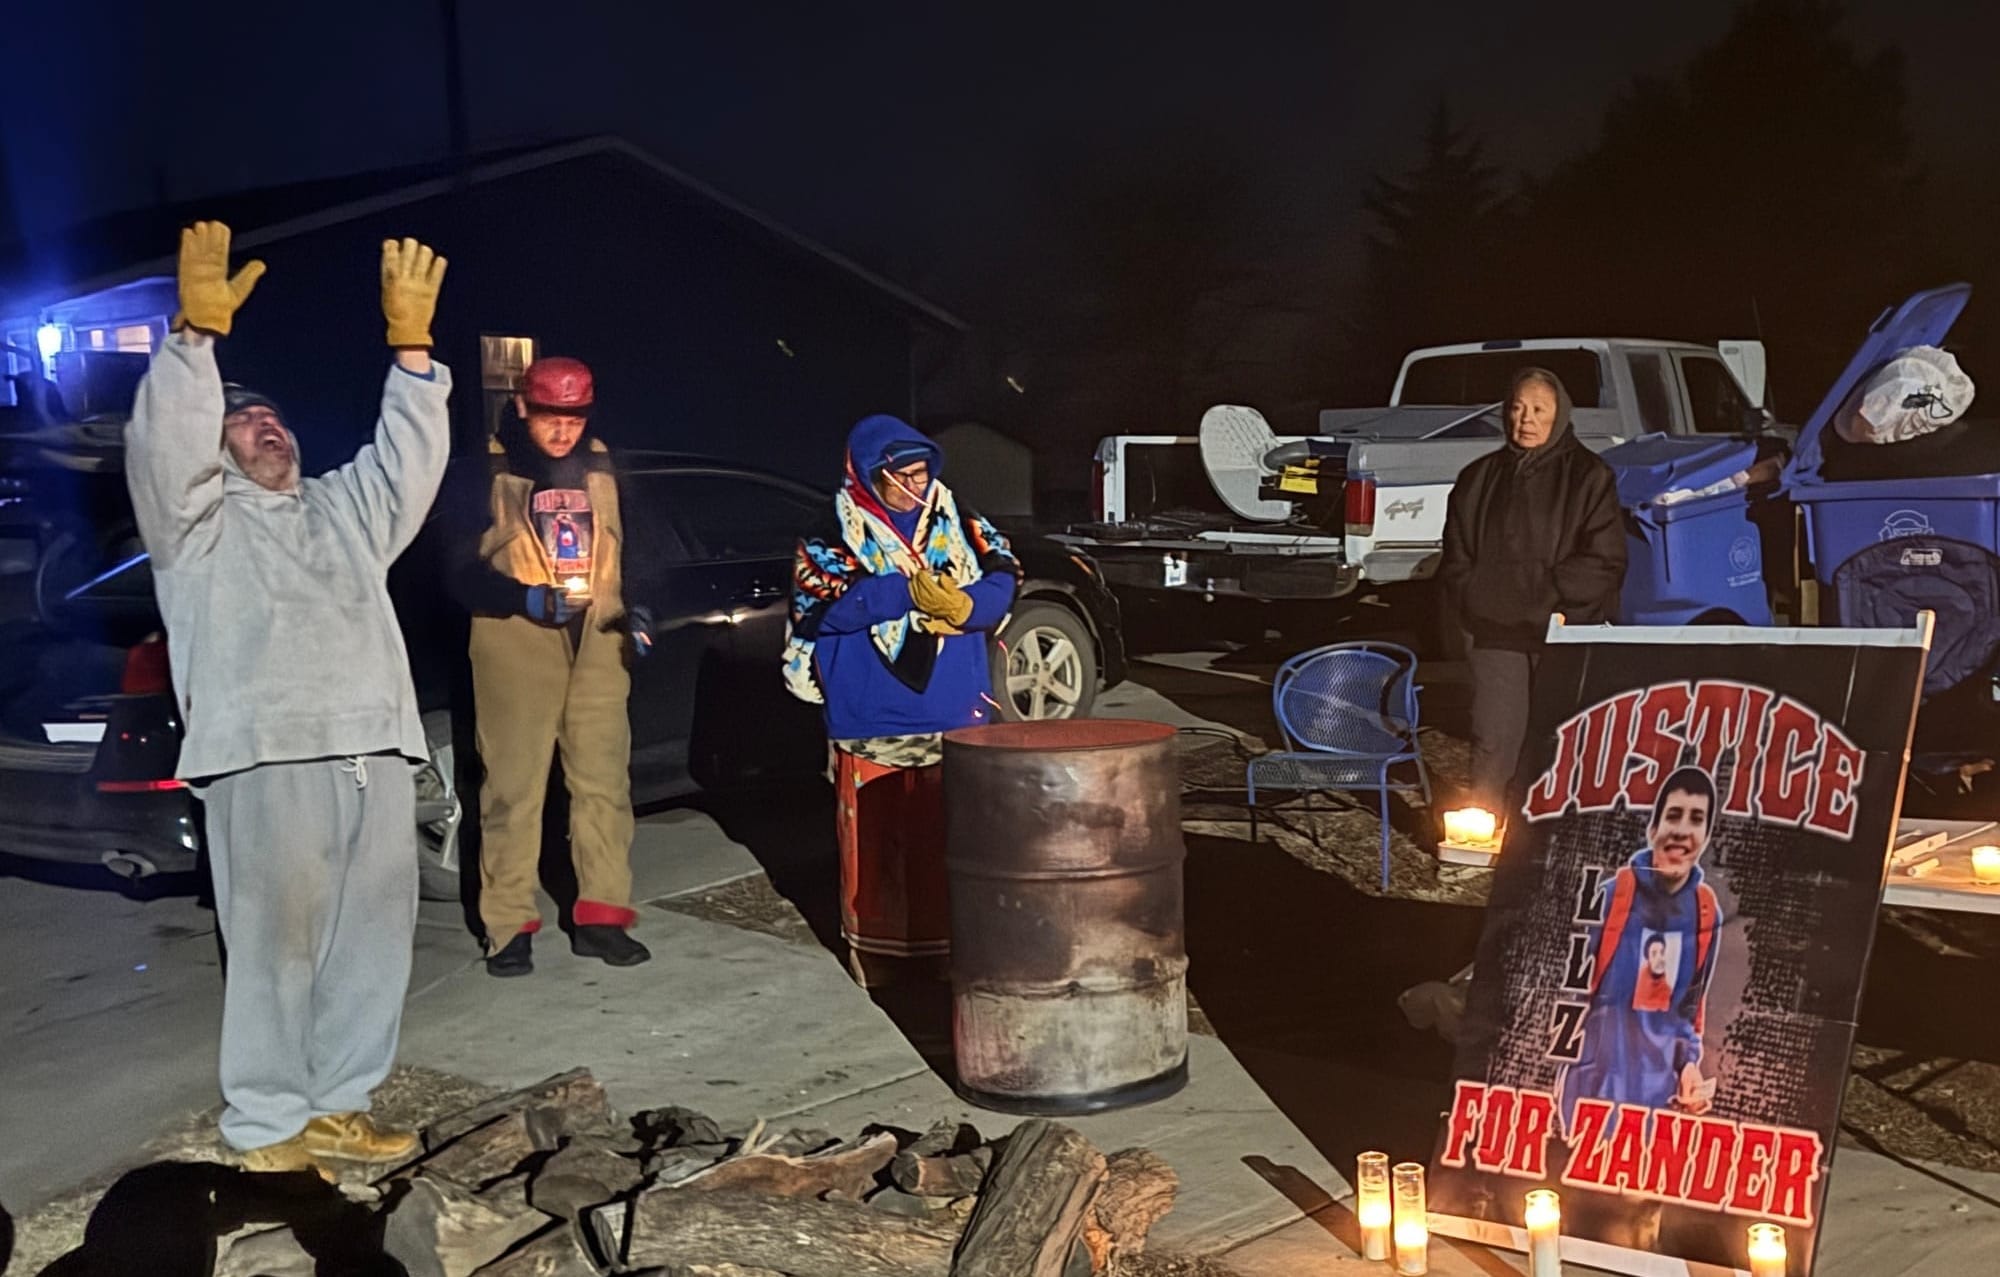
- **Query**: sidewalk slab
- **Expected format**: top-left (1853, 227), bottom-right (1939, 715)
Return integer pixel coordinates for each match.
top-left (0, 880), bottom-right (222, 1213)
top-left (406, 804), bottom-right (764, 990)
top-left (760, 1033), bottom-right (1350, 1256)
top-left (629, 806), bottom-right (765, 902)
top-left (1099, 677), bottom-right (1253, 733)
top-left (394, 905), bottom-right (930, 1128)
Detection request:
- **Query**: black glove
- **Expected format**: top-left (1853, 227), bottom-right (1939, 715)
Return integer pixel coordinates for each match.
top-left (627, 605), bottom-right (656, 657)
top-left (524, 584), bottom-right (576, 626)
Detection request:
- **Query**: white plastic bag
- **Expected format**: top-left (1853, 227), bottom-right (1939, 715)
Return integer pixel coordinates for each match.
top-left (1835, 345), bottom-right (1976, 445)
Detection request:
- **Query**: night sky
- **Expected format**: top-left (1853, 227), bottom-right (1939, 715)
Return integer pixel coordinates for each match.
top-left (2, 0), bottom-right (1991, 315)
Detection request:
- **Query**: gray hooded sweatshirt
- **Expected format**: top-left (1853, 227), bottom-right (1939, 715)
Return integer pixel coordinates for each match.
top-left (125, 334), bottom-right (452, 779)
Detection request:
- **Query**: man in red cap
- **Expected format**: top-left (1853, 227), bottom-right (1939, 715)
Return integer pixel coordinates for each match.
top-left (445, 356), bottom-right (653, 975)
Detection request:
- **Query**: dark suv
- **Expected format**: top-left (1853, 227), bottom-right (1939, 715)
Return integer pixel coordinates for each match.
top-left (0, 433), bottom-right (1124, 899)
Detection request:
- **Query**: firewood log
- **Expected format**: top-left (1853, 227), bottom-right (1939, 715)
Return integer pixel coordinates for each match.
top-left (467, 1223), bottom-right (601, 1277)
top-left (616, 1186), bottom-right (960, 1275)
top-left (1079, 1149), bottom-right (1178, 1270)
top-left (528, 1137), bottom-right (647, 1222)
top-left (673, 1130), bottom-right (897, 1202)
top-left (949, 1120), bottom-right (1106, 1277)
top-left (383, 1171), bottom-right (549, 1277)
top-left (427, 1069), bottom-right (613, 1147)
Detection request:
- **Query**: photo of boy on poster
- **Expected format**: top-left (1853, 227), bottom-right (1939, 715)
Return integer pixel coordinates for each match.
top-left (1559, 766), bottom-right (1724, 1127)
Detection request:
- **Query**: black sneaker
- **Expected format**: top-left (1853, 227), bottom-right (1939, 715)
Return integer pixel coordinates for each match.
top-left (486, 931), bottom-right (534, 978)
top-left (571, 924), bottom-right (651, 967)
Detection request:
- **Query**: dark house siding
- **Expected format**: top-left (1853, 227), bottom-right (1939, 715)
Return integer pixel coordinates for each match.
top-left (199, 150), bottom-right (920, 486)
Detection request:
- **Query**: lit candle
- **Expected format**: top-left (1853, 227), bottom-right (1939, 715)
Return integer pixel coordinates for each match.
top-left (1747, 1222), bottom-right (1786, 1277)
top-left (1973, 845), bottom-right (2000, 883)
top-left (1356, 1152), bottom-right (1391, 1261)
top-left (1524, 1189), bottom-right (1561, 1277)
top-left (1442, 806), bottom-right (1500, 848)
top-left (1392, 1161), bottom-right (1428, 1275)
top-left (562, 575), bottom-right (589, 596)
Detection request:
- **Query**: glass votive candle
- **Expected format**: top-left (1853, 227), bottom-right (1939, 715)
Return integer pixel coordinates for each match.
top-left (1973, 844), bottom-right (2000, 883)
top-left (1524, 1188), bottom-right (1561, 1277)
top-left (1442, 806), bottom-right (1499, 847)
top-left (1356, 1151), bottom-right (1392, 1260)
top-left (1392, 1161), bottom-right (1428, 1276)
top-left (1747, 1222), bottom-right (1786, 1277)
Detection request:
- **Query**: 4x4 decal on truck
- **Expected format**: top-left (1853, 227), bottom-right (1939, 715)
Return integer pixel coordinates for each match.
top-left (1384, 498), bottom-right (1425, 520)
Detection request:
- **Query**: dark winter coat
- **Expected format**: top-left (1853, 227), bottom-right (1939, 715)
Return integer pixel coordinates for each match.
top-left (1437, 369), bottom-right (1627, 648)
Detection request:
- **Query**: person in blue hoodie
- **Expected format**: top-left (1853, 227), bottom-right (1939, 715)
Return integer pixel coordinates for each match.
top-left (783, 415), bottom-right (1020, 986)
top-left (1559, 766), bottom-right (1725, 1131)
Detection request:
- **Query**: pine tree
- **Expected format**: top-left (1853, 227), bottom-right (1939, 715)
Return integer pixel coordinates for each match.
top-left (1336, 101), bottom-right (1516, 401)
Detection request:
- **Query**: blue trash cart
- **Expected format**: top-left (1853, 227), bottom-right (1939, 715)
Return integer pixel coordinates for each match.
top-left (1782, 284), bottom-right (2000, 747)
top-left (1603, 433), bottom-right (1775, 627)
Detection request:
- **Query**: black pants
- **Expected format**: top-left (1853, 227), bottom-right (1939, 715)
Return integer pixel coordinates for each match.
top-left (1469, 644), bottom-right (1540, 807)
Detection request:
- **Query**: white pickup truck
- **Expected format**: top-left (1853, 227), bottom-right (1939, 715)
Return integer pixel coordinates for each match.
top-left (1057, 336), bottom-right (1784, 605)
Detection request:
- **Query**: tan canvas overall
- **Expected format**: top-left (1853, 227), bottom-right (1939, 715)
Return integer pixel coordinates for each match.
top-left (469, 437), bottom-right (635, 946)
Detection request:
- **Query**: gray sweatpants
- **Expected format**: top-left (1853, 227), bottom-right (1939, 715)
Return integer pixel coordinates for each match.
top-left (1468, 645), bottom-right (1541, 808)
top-left (202, 755), bottom-right (418, 1150)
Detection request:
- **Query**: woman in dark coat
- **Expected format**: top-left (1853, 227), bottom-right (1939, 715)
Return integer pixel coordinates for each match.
top-left (1438, 367), bottom-right (1627, 809)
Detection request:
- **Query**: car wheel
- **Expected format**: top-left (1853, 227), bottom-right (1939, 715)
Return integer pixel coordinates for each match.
top-left (995, 601), bottom-right (1098, 721)
top-left (415, 709), bottom-right (463, 902)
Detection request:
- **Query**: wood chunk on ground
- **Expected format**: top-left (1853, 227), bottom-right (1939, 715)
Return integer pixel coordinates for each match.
top-left (951, 1119), bottom-right (1107, 1277)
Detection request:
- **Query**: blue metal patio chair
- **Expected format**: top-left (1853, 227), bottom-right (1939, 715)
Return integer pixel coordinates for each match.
top-left (1246, 641), bottom-right (1434, 889)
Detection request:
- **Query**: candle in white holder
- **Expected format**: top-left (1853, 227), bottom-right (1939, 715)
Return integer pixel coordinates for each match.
top-left (1442, 807), bottom-right (1499, 848)
top-left (1394, 1220), bottom-right (1429, 1275)
top-left (1747, 1222), bottom-right (1786, 1277)
top-left (1356, 1151), bottom-right (1392, 1261)
top-left (1524, 1189), bottom-right (1561, 1277)
top-left (1392, 1161), bottom-right (1429, 1275)
top-left (1973, 845), bottom-right (2000, 883)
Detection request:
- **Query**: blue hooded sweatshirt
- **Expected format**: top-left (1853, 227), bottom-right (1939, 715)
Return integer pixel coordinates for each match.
top-left (1559, 846), bottom-right (1722, 1128)
top-left (785, 415), bottom-right (1019, 741)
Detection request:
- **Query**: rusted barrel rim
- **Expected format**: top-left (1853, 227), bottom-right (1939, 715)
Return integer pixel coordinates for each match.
top-left (943, 719), bottom-right (1178, 752)
top-left (958, 960), bottom-right (1191, 998)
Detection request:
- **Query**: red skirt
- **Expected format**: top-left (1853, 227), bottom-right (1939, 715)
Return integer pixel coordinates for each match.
top-left (834, 750), bottom-right (950, 958)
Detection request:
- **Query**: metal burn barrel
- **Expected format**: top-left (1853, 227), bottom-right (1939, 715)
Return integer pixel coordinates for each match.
top-left (943, 719), bottom-right (1189, 1115)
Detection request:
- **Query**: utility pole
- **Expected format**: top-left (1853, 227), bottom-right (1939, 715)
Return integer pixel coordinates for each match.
top-left (441, 0), bottom-right (471, 187)
top-left (0, 133), bottom-right (20, 256)
top-left (439, 0), bottom-right (478, 456)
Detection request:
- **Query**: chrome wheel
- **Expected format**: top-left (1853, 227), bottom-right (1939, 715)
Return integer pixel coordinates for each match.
top-left (1005, 622), bottom-right (1088, 720)
top-left (415, 711), bottom-right (463, 901)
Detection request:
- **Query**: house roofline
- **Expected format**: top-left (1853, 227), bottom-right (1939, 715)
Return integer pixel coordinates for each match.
top-left (8, 136), bottom-right (966, 331)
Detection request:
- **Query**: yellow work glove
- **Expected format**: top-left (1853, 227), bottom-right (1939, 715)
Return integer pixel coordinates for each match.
top-left (381, 237), bottom-right (448, 348)
top-left (916, 614), bottom-right (965, 637)
top-left (176, 221), bottom-right (265, 337)
top-left (909, 570), bottom-right (974, 629)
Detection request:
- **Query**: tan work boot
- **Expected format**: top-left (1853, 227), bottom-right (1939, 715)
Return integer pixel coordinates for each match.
top-left (301, 1111), bottom-right (421, 1163)
top-left (234, 1133), bottom-right (335, 1181)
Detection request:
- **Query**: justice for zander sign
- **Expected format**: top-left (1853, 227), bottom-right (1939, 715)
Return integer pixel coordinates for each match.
top-left (1429, 617), bottom-right (1931, 1277)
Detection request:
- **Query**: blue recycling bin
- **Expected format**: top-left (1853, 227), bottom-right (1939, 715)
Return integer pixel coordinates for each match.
top-left (1784, 283), bottom-right (2000, 701)
top-left (1603, 434), bottom-right (1773, 627)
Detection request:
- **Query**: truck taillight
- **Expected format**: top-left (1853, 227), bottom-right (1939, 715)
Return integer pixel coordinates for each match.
top-left (1091, 459), bottom-right (1107, 522)
top-left (122, 634), bottom-right (171, 696)
top-left (1345, 473), bottom-right (1377, 536)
